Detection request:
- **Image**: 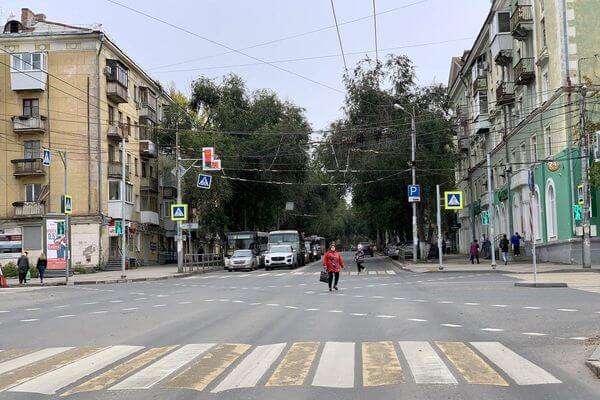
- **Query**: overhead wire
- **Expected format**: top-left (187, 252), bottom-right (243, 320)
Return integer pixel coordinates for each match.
top-left (330, 0), bottom-right (348, 73)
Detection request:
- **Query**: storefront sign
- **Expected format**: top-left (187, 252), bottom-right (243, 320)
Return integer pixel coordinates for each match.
top-left (46, 219), bottom-right (67, 270)
top-left (547, 161), bottom-right (560, 172)
top-left (0, 228), bottom-right (23, 260)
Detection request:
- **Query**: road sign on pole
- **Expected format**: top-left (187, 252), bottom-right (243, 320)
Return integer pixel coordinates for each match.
top-left (62, 195), bottom-right (73, 214)
top-left (577, 183), bottom-right (584, 205)
top-left (171, 204), bottom-right (188, 221)
top-left (42, 148), bottom-right (51, 166)
top-left (408, 184), bottom-right (421, 203)
top-left (444, 191), bottom-right (463, 210)
top-left (197, 174), bottom-right (212, 189)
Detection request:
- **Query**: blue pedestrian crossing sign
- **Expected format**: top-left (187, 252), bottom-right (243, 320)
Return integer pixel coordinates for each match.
top-left (170, 204), bottom-right (188, 221)
top-left (408, 184), bottom-right (421, 203)
top-left (42, 148), bottom-right (51, 166)
top-left (444, 191), bottom-right (463, 210)
top-left (63, 195), bottom-right (73, 215)
top-left (197, 174), bottom-right (212, 190)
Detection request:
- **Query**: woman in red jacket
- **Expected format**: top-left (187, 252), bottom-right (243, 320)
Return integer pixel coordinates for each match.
top-left (323, 243), bottom-right (345, 291)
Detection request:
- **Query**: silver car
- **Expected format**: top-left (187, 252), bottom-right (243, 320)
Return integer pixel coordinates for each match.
top-left (225, 250), bottom-right (257, 271)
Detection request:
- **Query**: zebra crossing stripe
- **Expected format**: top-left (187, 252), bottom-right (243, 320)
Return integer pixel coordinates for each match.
top-left (0, 347), bottom-right (73, 375)
top-left (164, 344), bottom-right (250, 392)
top-left (399, 341), bottom-right (457, 384)
top-left (110, 344), bottom-right (214, 390)
top-left (266, 342), bottom-right (320, 386)
top-left (312, 342), bottom-right (355, 388)
top-left (0, 349), bottom-right (33, 364)
top-left (470, 342), bottom-right (561, 385)
top-left (63, 346), bottom-right (176, 396)
top-left (362, 341), bottom-right (403, 387)
top-left (211, 343), bottom-right (286, 393)
top-left (367, 271), bottom-right (377, 275)
top-left (386, 270), bottom-right (396, 275)
top-left (435, 342), bottom-right (508, 386)
top-left (10, 346), bottom-right (142, 395)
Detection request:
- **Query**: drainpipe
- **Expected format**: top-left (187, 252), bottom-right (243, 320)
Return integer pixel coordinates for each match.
top-left (96, 33), bottom-right (105, 265)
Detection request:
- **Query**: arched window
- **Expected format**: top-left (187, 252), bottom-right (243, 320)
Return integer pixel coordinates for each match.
top-left (499, 203), bottom-right (507, 235)
top-left (522, 188), bottom-right (532, 240)
top-left (513, 193), bottom-right (522, 236)
top-left (533, 186), bottom-right (542, 241)
top-left (545, 179), bottom-right (558, 240)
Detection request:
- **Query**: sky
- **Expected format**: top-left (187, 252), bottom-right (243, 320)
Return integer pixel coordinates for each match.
top-left (1, 0), bottom-right (491, 130)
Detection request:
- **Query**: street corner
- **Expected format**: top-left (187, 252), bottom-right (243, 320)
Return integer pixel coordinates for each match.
top-left (586, 337), bottom-right (600, 378)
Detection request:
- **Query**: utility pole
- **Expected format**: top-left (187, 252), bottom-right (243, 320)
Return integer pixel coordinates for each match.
top-left (121, 135), bottom-right (127, 279)
top-left (528, 167), bottom-right (538, 283)
top-left (487, 153), bottom-right (497, 269)
top-left (176, 124), bottom-right (183, 273)
top-left (579, 86), bottom-right (591, 268)
top-left (410, 108), bottom-right (418, 263)
top-left (436, 184), bottom-right (443, 270)
top-left (503, 104), bottom-right (513, 236)
top-left (58, 151), bottom-right (72, 284)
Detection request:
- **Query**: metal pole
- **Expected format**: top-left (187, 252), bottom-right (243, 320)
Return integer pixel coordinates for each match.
top-left (120, 136), bottom-right (127, 279)
top-left (411, 108), bottom-right (418, 263)
top-left (580, 86), bottom-right (592, 268)
top-left (436, 184), bottom-right (443, 270)
top-left (176, 125), bottom-right (183, 273)
top-left (529, 186), bottom-right (538, 283)
top-left (63, 151), bottom-right (71, 284)
top-left (487, 153), bottom-right (497, 269)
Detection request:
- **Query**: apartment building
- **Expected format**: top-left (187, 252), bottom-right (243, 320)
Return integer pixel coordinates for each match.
top-left (0, 9), bottom-right (174, 270)
top-left (448, 0), bottom-right (600, 263)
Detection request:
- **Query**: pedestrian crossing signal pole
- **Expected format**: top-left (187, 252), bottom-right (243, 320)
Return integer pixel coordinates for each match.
top-left (58, 151), bottom-right (71, 284)
top-left (486, 153), bottom-right (497, 269)
top-left (436, 184), bottom-right (443, 270)
top-left (121, 135), bottom-right (127, 279)
top-left (579, 86), bottom-right (592, 268)
top-left (176, 124), bottom-right (183, 273)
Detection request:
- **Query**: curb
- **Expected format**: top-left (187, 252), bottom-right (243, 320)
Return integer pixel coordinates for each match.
top-left (514, 281), bottom-right (568, 288)
top-left (587, 345), bottom-right (600, 378)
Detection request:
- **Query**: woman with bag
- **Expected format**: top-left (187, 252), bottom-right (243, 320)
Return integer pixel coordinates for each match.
top-left (323, 243), bottom-right (344, 291)
top-left (36, 253), bottom-right (47, 285)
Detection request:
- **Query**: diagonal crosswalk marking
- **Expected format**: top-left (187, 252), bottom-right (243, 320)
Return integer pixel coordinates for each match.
top-left (470, 342), bottom-right (561, 385)
top-left (362, 341), bottom-right (403, 387)
top-left (436, 342), bottom-right (508, 386)
top-left (0, 347), bottom-right (73, 375)
top-left (312, 342), bottom-right (355, 388)
top-left (10, 346), bottom-right (142, 395)
top-left (399, 341), bottom-right (457, 384)
top-left (211, 343), bottom-right (286, 393)
top-left (0, 349), bottom-right (33, 364)
top-left (110, 344), bottom-right (214, 390)
top-left (164, 343), bottom-right (250, 392)
top-left (63, 346), bottom-right (176, 396)
top-left (267, 342), bottom-right (320, 386)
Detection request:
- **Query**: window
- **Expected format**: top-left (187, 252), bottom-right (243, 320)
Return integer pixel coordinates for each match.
top-left (134, 85), bottom-right (139, 102)
top-left (108, 105), bottom-right (115, 125)
top-left (23, 225), bottom-right (42, 250)
top-left (520, 143), bottom-right (527, 164)
top-left (497, 12), bottom-right (510, 33)
top-left (141, 161), bottom-right (147, 177)
top-left (533, 186), bottom-right (542, 240)
top-left (108, 61), bottom-right (129, 88)
top-left (149, 165), bottom-right (154, 178)
top-left (126, 116), bottom-right (131, 137)
top-left (11, 53), bottom-right (45, 71)
top-left (134, 158), bottom-right (138, 176)
top-left (545, 180), bottom-right (558, 240)
top-left (127, 154), bottom-right (131, 169)
top-left (531, 135), bottom-right (538, 162)
top-left (24, 140), bottom-right (40, 159)
top-left (23, 99), bottom-right (39, 117)
top-left (109, 180), bottom-right (121, 201)
top-left (541, 68), bottom-right (549, 102)
top-left (135, 194), bottom-right (140, 212)
top-left (541, 17), bottom-right (547, 48)
top-left (118, 111), bottom-right (123, 127)
top-left (544, 125), bottom-right (552, 157)
top-left (126, 183), bottom-right (133, 203)
top-left (108, 144), bottom-right (116, 163)
top-left (25, 183), bottom-right (41, 202)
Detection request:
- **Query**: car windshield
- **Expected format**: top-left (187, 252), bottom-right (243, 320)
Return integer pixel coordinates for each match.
top-left (270, 245), bottom-right (291, 253)
top-left (232, 250), bottom-right (252, 257)
top-left (269, 233), bottom-right (298, 243)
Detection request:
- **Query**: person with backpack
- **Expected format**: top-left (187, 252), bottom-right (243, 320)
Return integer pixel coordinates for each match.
top-left (499, 234), bottom-right (510, 265)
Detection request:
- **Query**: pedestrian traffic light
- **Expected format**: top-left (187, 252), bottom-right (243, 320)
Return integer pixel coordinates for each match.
top-left (481, 211), bottom-right (490, 225)
top-left (57, 221), bottom-right (65, 235)
top-left (115, 220), bottom-right (123, 235)
top-left (573, 205), bottom-right (583, 221)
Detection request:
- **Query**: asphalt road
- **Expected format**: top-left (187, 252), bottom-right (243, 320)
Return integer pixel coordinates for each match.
top-left (0, 252), bottom-right (598, 399)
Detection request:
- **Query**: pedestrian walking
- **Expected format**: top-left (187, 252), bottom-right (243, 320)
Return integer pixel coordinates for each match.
top-left (469, 240), bottom-right (480, 264)
top-left (511, 232), bottom-right (522, 256)
top-left (354, 245), bottom-right (365, 274)
top-left (481, 234), bottom-right (491, 259)
top-left (17, 251), bottom-right (30, 284)
top-left (323, 243), bottom-right (344, 291)
top-left (499, 234), bottom-right (510, 265)
top-left (36, 252), bottom-right (47, 284)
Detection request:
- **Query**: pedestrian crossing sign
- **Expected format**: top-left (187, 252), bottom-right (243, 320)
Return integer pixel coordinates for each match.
top-left (170, 204), bottom-right (188, 221)
top-left (62, 195), bottom-right (73, 215)
top-left (42, 148), bottom-right (51, 166)
top-left (197, 174), bottom-right (212, 190)
top-left (444, 191), bottom-right (463, 210)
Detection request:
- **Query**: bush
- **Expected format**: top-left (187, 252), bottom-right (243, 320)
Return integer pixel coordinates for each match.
top-left (1, 262), bottom-right (18, 277)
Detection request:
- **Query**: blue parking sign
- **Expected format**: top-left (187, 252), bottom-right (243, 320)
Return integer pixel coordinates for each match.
top-left (408, 184), bottom-right (421, 203)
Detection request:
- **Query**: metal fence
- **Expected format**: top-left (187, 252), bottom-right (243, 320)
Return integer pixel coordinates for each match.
top-left (184, 253), bottom-right (224, 272)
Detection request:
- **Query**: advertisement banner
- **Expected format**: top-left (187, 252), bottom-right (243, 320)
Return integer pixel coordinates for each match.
top-left (0, 228), bottom-right (23, 260)
top-left (46, 219), bottom-right (67, 270)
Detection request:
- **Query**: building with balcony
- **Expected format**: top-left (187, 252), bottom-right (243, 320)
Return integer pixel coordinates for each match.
top-left (0, 8), bottom-right (174, 268)
top-left (447, 0), bottom-right (600, 264)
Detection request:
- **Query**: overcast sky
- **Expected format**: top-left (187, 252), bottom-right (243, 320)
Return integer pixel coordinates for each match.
top-left (2, 0), bottom-right (490, 130)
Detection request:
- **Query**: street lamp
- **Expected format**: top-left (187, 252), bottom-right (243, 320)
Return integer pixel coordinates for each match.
top-left (394, 103), bottom-right (418, 263)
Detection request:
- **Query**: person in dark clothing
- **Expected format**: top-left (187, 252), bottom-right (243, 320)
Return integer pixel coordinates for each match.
top-left (469, 240), bottom-right (480, 264)
top-left (442, 239), bottom-right (447, 255)
top-left (511, 232), bottom-right (522, 256)
top-left (17, 251), bottom-right (30, 284)
top-left (36, 253), bottom-right (47, 284)
top-left (354, 246), bottom-right (365, 274)
top-left (499, 234), bottom-right (510, 265)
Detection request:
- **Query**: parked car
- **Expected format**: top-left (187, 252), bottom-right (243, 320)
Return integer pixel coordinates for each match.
top-left (358, 242), bottom-right (374, 257)
top-left (303, 242), bottom-right (312, 263)
top-left (384, 243), bottom-right (397, 258)
top-left (225, 249), bottom-right (258, 271)
top-left (399, 242), bottom-right (414, 259)
top-left (265, 245), bottom-right (298, 270)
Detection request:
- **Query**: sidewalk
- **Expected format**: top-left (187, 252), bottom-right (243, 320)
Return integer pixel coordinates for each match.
top-left (3, 265), bottom-right (214, 287)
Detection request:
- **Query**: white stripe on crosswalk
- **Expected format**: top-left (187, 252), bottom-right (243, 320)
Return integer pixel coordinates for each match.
top-left (10, 346), bottom-right (142, 395)
top-left (399, 341), bottom-right (457, 384)
top-left (386, 270), bottom-right (396, 275)
top-left (367, 271), bottom-right (376, 275)
top-left (211, 343), bottom-right (286, 393)
top-left (0, 347), bottom-right (72, 375)
top-left (110, 344), bottom-right (214, 390)
top-left (471, 342), bottom-right (561, 385)
top-left (312, 342), bottom-right (355, 388)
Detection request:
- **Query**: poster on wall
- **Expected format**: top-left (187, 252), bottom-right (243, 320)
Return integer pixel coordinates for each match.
top-left (46, 219), bottom-right (66, 270)
top-left (0, 228), bottom-right (23, 260)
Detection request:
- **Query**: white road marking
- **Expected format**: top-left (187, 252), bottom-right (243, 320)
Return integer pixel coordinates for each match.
top-left (232, 300), bottom-right (245, 304)
top-left (83, 302), bottom-right (98, 305)
top-left (440, 324), bottom-right (462, 328)
top-left (521, 332), bottom-right (547, 336)
top-left (122, 307), bottom-right (139, 311)
top-left (569, 337), bottom-right (588, 341)
top-left (266, 303), bottom-right (279, 307)
top-left (156, 294), bottom-right (169, 298)
top-left (178, 302), bottom-right (192, 305)
top-left (407, 318), bottom-right (427, 322)
top-left (54, 305), bottom-right (68, 309)
top-left (464, 302), bottom-right (480, 306)
top-left (90, 310), bottom-right (108, 314)
top-left (376, 315), bottom-right (396, 319)
top-left (386, 270), bottom-right (396, 275)
top-left (11, 345), bottom-right (143, 395)
top-left (134, 298), bottom-right (147, 301)
top-left (399, 341), bottom-right (457, 384)
top-left (438, 301), bottom-right (453, 304)
top-left (412, 299), bottom-right (428, 303)
top-left (19, 319), bottom-right (39, 322)
top-left (249, 302), bottom-right (262, 306)
top-left (312, 342), bottom-right (355, 388)
top-left (367, 271), bottom-right (376, 275)
top-left (111, 344), bottom-right (213, 390)
top-left (481, 328), bottom-right (505, 332)
top-left (0, 310), bottom-right (10, 313)
top-left (109, 300), bottom-right (123, 303)
top-left (56, 314), bottom-right (75, 319)
top-left (351, 313), bottom-right (367, 316)
top-left (152, 304), bottom-right (167, 308)
top-left (305, 308), bottom-right (319, 311)
top-left (491, 304), bottom-right (509, 307)
top-left (25, 308), bottom-right (40, 311)
top-left (523, 306), bottom-right (541, 310)
top-left (557, 308), bottom-right (578, 312)
top-left (471, 342), bottom-right (561, 385)
top-left (212, 343), bottom-right (286, 393)
top-left (285, 306), bottom-right (298, 309)
top-left (393, 297), bottom-right (405, 300)
top-left (0, 347), bottom-right (72, 374)
top-left (328, 310), bottom-right (343, 313)
top-left (371, 296), bottom-right (384, 299)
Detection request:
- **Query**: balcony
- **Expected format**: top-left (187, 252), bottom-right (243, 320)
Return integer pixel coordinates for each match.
top-left (496, 81), bottom-right (515, 106)
top-left (12, 201), bottom-right (45, 218)
top-left (12, 158), bottom-right (45, 177)
top-left (107, 123), bottom-right (127, 141)
top-left (140, 211), bottom-right (159, 225)
top-left (472, 75), bottom-right (487, 96)
top-left (490, 33), bottom-right (513, 66)
top-left (11, 70), bottom-right (46, 91)
top-left (472, 118), bottom-right (490, 135)
top-left (140, 176), bottom-right (159, 192)
top-left (514, 57), bottom-right (535, 85)
top-left (107, 162), bottom-right (130, 179)
top-left (511, 5), bottom-right (533, 40)
top-left (139, 140), bottom-right (158, 158)
top-left (106, 81), bottom-right (128, 104)
top-left (139, 102), bottom-right (157, 123)
top-left (12, 115), bottom-right (47, 134)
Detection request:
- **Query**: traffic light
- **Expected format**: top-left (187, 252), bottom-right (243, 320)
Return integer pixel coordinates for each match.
top-left (115, 220), bottom-right (123, 235)
top-left (573, 205), bottom-right (583, 222)
top-left (57, 221), bottom-right (65, 236)
top-left (481, 211), bottom-right (490, 225)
